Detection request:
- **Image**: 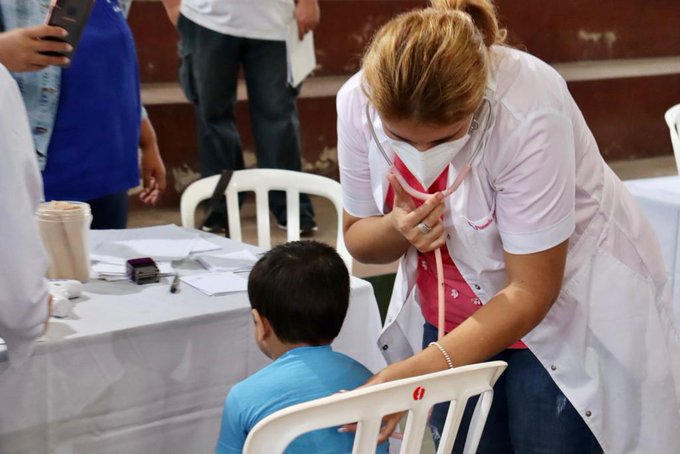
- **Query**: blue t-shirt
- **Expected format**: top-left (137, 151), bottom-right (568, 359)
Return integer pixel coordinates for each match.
top-left (42, 0), bottom-right (141, 201)
top-left (216, 345), bottom-right (388, 454)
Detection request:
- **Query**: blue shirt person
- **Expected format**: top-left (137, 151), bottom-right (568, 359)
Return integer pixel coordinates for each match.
top-left (217, 345), bottom-right (389, 453)
top-left (215, 241), bottom-right (388, 453)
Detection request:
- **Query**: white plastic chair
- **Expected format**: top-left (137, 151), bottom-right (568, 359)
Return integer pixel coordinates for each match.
top-left (243, 360), bottom-right (507, 454)
top-left (180, 169), bottom-right (352, 273)
top-left (666, 104), bottom-right (680, 175)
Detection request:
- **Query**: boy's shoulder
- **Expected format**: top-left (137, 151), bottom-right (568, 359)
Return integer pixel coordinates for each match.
top-left (230, 346), bottom-right (372, 409)
top-left (223, 347), bottom-right (383, 453)
top-left (281, 345), bottom-right (373, 377)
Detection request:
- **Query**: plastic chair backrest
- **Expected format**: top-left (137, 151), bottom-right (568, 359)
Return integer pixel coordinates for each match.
top-left (180, 169), bottom-right (352, 273)
top-left (243, 361), bottom-right (507, 454)
top-left (666, 104), bottom-right (680, 175)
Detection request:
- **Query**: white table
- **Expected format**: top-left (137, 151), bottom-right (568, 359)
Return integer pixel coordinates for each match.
top-left (0, 227), bottom-right (386, 454)
top-left (625, 176), bottom-right (680, 323)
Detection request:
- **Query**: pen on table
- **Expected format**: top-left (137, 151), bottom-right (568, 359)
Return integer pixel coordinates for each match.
top-left (170, 274), bottom-right (181, 294)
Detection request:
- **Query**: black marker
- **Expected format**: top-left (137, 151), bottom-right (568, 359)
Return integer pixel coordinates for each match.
top-left (170, 274), bottom-right (181, 294)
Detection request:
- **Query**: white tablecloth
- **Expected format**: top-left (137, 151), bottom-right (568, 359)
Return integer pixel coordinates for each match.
top-left (625, 176), bottom-right (680, 323)
top-left (0, 227), bottom-right (386, 454)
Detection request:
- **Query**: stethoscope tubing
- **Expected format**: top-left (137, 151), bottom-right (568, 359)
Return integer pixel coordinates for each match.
top-left (365, 98), bottom-right (494, 340)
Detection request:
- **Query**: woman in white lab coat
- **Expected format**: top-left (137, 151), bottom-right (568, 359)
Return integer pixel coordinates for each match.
top-left (0, 64), bottom-right (50, 366)
top-left (337, 0), bottom-right (680, 452)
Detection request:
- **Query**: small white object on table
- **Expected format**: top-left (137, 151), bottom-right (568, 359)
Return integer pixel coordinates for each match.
top-left (0, 226), bottom-right (386, 454)
top-left (625, 176), bottom-right (680, 324)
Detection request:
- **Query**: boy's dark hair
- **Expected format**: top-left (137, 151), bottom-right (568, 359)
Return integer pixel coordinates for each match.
top-left (248, 240), bottom-right (350, 345)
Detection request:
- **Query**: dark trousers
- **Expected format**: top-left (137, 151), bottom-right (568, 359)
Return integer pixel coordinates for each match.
top-left (176, 15), bottom-right (314, 226)
top-left (88, 191), bottom-right (128, 230)
top-left (422, 322), bottom-right (603, 453)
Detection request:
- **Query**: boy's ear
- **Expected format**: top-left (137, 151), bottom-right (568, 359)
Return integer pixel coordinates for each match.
top-left (252, 308), bottom-right (271, 342)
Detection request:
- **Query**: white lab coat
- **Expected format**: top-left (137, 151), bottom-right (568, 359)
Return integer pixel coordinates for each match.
top-left (337, 46), bottom-right (680, 452)
top-left (0, 64), bottom-right (49, 366)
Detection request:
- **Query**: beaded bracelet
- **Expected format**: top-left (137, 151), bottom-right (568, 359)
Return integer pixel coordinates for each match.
top-left (429, 341), bottom-right (454, 369)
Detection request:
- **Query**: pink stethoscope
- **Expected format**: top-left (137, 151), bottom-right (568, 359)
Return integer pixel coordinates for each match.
top-left (366, 98), bottom-right (494, 340)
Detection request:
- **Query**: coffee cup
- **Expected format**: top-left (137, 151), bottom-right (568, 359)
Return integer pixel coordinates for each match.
top-left (36, 201), bottom-right (92, 283)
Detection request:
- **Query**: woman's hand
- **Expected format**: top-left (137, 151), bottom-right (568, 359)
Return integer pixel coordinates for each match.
top-left (388, 173), bottom-right (447, 253)
top-left (338, 369), bottom-right (405, 443)
top-left (294, 0), bottom-right (320, 39)
top-left (365, 370), bottom-right (407, 443)
top-left (139, 118), bottom-right (167, 205)
top-left (340, 357), bottom-right (439, 443)
top-left (0, 26), bottom-right (71, 72)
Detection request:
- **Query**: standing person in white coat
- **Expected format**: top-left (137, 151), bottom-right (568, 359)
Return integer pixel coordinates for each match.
top-left (337, 0), bottom-right (680, 452)
top-left (0, 63), bottom-right (50, 366)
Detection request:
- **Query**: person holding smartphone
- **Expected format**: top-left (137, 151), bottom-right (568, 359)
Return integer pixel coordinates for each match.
top-left (0, 0), bottom-right (166, 229)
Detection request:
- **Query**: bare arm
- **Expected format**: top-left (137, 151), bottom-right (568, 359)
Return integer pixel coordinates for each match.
top-left (138, 117), bottom-right (167, 205)
top-left (343, 173), bottom-right (447, 264)
top-left (160, 0), bottom-right (181, 26)
top-left (368, 240), bottom-right (568, 441)
top-left (294, 0), bottom-right (320, 39)
top-left (343, 210), bottom-right (410, 264)
top-left (377, 240), bottom-right (568, 377)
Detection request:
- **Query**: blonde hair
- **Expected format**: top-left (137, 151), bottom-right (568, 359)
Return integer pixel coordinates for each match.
top-left (362, 0), bottom-right (506, 125)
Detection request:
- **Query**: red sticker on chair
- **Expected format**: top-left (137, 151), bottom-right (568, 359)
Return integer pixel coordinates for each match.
top-left (412, 386), bottom-right (426, 400)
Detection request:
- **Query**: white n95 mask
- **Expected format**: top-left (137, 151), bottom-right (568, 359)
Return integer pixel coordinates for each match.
top-left (388, 134), bottom-right (471, 190)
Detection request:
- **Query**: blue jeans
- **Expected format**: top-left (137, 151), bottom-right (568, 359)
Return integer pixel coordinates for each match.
top-left (176, 15), bottom-right (314, 227)
top-left (422, 323), bottom-right (602, 454)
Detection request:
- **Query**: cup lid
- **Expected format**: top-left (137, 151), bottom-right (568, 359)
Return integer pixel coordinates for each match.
top-left (36, 201), bottom-right (91, 219)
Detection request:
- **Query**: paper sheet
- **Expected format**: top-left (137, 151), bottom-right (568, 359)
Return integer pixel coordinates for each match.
top-left (180, 272), bottom-right (248, 296)
top-left (194, 250), bottom-right (259, 273)
top-left (286, 21), bottom-right (316, 87)
top-left (92, 237), bottom-right (221, 263)
top-left (92, 261), bottom-right (175, 281)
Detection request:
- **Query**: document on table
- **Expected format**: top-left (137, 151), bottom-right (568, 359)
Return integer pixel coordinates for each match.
top-left (286, 20), bottom-right (316, 87)
top-left (181, 272), bottom-right (248, 296)
top-left (194, 250), bottom-right (259, 273)
top-left (91, 237), bottom-right (221, 263)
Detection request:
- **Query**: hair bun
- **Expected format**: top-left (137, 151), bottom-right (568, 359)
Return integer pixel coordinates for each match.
top-left (430, 0), bottom-right (506, 47)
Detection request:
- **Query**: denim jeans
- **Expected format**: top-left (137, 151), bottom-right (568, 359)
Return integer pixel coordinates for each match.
top-left (177, 15), bottom-right (314, 227)
top-left (422, 322), bottom-right (603, 454)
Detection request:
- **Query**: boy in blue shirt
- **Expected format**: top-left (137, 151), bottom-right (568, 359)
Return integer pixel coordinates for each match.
top-left (215, 240), bottom-right (386, 453)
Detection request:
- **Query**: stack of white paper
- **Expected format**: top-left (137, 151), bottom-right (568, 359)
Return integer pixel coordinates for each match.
top-left (92, 261), bottom-right (176, 281)
top-left (180, 272), bottom-right (248, 296)
top-left (286, 21), bottom-right (316, 87)
top-left (87, 225), bottom-right (227, 283)
top-left (194, 250), bottom-right (259, 273)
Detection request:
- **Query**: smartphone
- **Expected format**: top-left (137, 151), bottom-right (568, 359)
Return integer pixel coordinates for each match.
top-left (41, 0), bottom-right (96, 65)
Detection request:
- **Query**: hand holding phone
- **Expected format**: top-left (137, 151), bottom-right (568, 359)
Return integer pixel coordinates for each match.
top-left (41, 0), bottom-right (95, 66)
top-left (0, 25), bottom-right (71, 72)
